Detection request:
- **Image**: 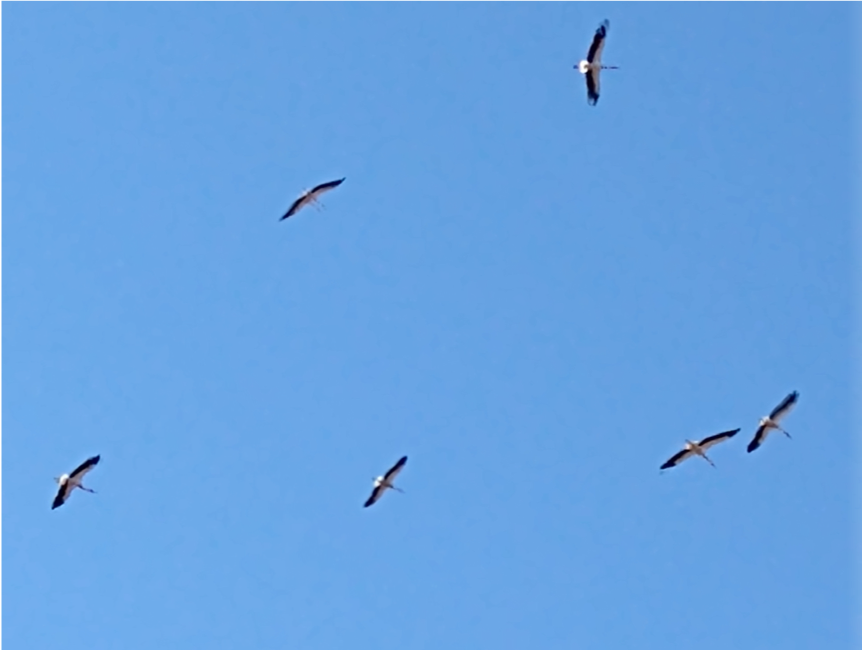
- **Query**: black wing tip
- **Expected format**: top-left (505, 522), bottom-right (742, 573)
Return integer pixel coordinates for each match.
top-left (660, 450), bottom-right (687, 470)
top-left (747, 441), bottom-right (759, 453)
top-left (69, 455), bottom-right (101, 477)
top-left (317, 177), bottom-right (346, 189)
top-left (700, 428), bottom-right (738, 443)
top-left (281, 193), bottom-right (308, 221)
top-left (280, 204), bottom-right (300, 220)
top-left (585, 76), bottom-right (599, 105)
top-left (769, 391), bottom-right (800, 417)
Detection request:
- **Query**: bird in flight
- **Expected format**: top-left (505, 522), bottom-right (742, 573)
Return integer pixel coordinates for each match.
top-left (280, 178), bottom-right (345, 221)
top-left (52, 455), bottom-right (100, 509)
top-left (364, 456), bottom-right (407, 508)
top-left (575, 20), bottom-right (619, 106)
top-left (660, 429), bottom-right (741, 471)
top-left (747, 391), bottom-right (799, 453)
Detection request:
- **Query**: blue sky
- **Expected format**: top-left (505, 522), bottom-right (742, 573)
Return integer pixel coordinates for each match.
top-left (2, 3), bottom-right (856, 649)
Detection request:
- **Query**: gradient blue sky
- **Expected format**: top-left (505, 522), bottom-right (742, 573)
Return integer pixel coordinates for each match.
top-left (3, 4), bottom-right (856, 649)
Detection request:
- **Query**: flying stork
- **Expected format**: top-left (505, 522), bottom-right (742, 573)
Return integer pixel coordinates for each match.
top-left (660, 429), bottom-right (740, 471)
top-left (747, 391), bottom-right (799, 453)
top-left (364, 456), bottom-right (407, 508)
top-left (279, 177), bottom-right (345, 221)
top-left (52, 455), bottom-right (100, 509)
top-left (575, 20), bottom-right (618, 106)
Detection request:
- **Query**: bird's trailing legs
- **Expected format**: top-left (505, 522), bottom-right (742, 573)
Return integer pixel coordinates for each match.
top-left (700, 454), bottom-right (716, 468)
top-left (780, 428), bottom-right (792, 440)
top-left (77, 485), bottom-right (96, 494)
top-left (602, 65), bottom-right (619, 70)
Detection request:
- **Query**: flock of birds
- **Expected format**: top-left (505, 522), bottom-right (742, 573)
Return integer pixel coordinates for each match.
top-left (51, 19), bottom-right (800, 512)
top-left (660, 391), bottom-right (800, 471)
top-left (51, 389), bottom-right (799, 510)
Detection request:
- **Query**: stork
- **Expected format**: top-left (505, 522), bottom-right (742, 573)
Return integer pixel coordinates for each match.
top-left (52, 455), bottom-right (100, 509)
top-left (575, 20), bottom-right (618, 106)
top-left (747, 391), bottom-right (799, 453)
top-left (279, 177), bottom-right (345, 221)
top-left (364, 456), bottom-right (407, 508)
top-left (660, 429), bottom-right (740, 471)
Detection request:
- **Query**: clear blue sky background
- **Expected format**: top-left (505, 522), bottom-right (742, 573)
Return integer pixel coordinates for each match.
top-left (3, 4), bottom-right (856, 649)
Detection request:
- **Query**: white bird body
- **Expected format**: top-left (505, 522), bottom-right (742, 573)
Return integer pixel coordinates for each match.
top-left (52, 455), bottom-right (100, 509)
top-left (684, 439), bottom-right (712, 463)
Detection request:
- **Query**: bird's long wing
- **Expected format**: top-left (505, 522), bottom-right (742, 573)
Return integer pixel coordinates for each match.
top-left (69, 455), bottom-right (100, 481)
top-left (280, 194), bottom-right (310, 221)
top-left (52, 483), bottom-right (70, 509)
top-left (309, 178), bottom-right (345, 196)
top-left (586, 20), bottom-right (609, 63)
top-left (364, 485), bottom-right (385, 508)
top-left (747, 424), bottom-right (769, 453)
top-left (660, 448), bottom-right (694, 470)
top-left (769, 391), bottom-right (799, 422)
top-left (586, 69), bottom-right (600, 105)
top-left (383, 456), bottom-right (408, 482)
top-left (697, 428), bottom-right (741, 451)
